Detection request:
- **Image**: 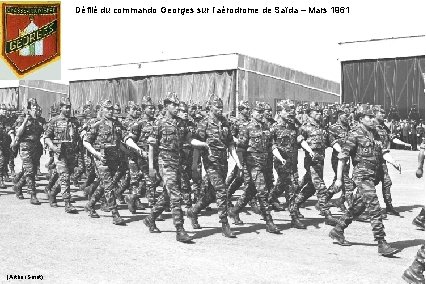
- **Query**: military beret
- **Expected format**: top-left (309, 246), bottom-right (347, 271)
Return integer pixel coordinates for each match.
top-left (208, 94), bottom-right (223, 108)
top-left (238, 100), bottom-right (250, 110)
top-left (101, 100), bottom-right (113, 108)
top-left (163, 92), bottom-right (180, 105)
top-left (59, 97), bottom-right (71, 107)
top-left (114, 103), bottom-right (121, 111)
top-left (27, 98), bottom-right (39, 109)
top-left (357, 104), bottom-right (374, 116)
top-left (277, 99), bottom-right (295, 111)
top-left (372, 105), bottom-right (385, 114)
top-left (141, 96), bottom-right (154, 107)
top-left (309, 102), bottom-right (321, 111)
top-left (252, 101), bottom-right (265, 111)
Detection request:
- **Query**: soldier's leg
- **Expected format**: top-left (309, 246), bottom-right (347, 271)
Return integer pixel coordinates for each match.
top-left (72, 149), bottom-right (85, 186)
top-left (226, 164), bottom-right (244, 205)
top-left (269, 163), bottom-right (288, 211)
top-left (181, 165), bottom-right (193, 208)
top-left (9, 148), bottom-right (16, 177)
top-left (126, 157), bottom-right (140, 213)
top-left (0, 147), bottom-right (6, 188)
top-left (56, 155), bottom-right (77, 213)
top-left (381, 164), bottom-right (399, 216)
top-left (24, 148), bottom-right (40, 204)
top-left (44, 167), bottom-right (59, 197)
top-left (230, 162), bottom-right (256, 215)
top-left (402, 245), bottom-right (425, 283)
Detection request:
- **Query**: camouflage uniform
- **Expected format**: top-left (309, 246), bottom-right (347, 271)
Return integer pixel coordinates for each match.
top-left (44, 98), bottom-right (80, 212)
top-left (83, 100), bottom-right (126, 224)
top-left (334, 123), bottom-right (387, 241)
top-left (0, 106), bottom-right (13, 187)
top-left (13, 100), bottom-right (44, 204)
top-left (229, 102), bottom-right (280, 233)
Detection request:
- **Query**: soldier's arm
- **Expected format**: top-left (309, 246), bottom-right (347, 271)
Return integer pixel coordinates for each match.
top-left (15, 114), bottom-right (29, 139)
top-left (192, 149), bottom-right (201, 181)
top-left (228, 143), bottom-right (242, 168)
top-left (83, 123), bottom-right (102, 160)
top-left (124, 122), bottom-right (142, 153)
top-left (190, 120), bottom-right (209, 149)
top-left (297, 125), bottom-right (314, 157)
top-left (328, 125), bottom-right (342, 152)
top-left (392, 137), bottom-right (411, 148)
top-left (271, 126), bottom-right (286, 164)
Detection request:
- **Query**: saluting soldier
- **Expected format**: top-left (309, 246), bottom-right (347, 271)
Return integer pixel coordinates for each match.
top-left (187, 95), bottom-right (242, 238)
top-left (142, 92), bottom-right (193, 243)
top-left (12, 99), bottom-right (45, 204)
top-left (44, 98), bottom-right (79, 213)
top-left (329, 104), bottom-right (399, 257)
top-left (82, 100), bottom-right (126, 225)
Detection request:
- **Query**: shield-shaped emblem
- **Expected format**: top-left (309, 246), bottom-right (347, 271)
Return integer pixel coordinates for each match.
top-left (1, 3), bottom-right (60, 75)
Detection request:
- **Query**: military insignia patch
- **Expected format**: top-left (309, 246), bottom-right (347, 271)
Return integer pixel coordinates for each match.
top-left (1, 2), bottom-right (60, 76)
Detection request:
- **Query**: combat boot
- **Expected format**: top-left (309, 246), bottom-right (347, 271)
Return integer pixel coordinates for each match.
top-left (315, 202), bottom-right (325, 216)
top-left (143, 216), bottom-right (160, 233)
top-left (135, 198), bottom-right (145, 210)
top-left (186, 208), bottom-right (201, 229)
top-left (291, 215), bottom-right (307, 229)
top-left (221, 221), bottom-right (236, 238)
top-left (48, 191), bottom-right (58, 208)
top-left (156, 213), bottom-right (165, 221)
top-left (324, 212), bottom-right (339, 226)
top-left (402, 267), bottom-right (425, 284)
top-left (401, 247), bottom-right (425, 284)
top-left (378, 239), bottom-right (400, 256)
top-left (111, 209), bottom-right (125, 225)
top-left (65, 201), bottom-right (78, 214)
top-left (265, 219), bottom-right (280, 234)
top-left (84, 204), bottom-right (100, 218)
top-left (228, 207), bottom-right (243, 225)
top-left (295, 208), bottom-right (304, 219)
top-left (175, 225), bottom-right (193, 243)
top-left (30, 193), bottom-right (40, 205)
top-left (13, 185), bottom-right (24, 199)
top-left (412, 215), bottom-right (425, 231)
top-left (125, 194), bottom-right (137, 214)
top-left (329, 227), bottom-right (351, 246)
top-left (0, 177), bottom-right (6, 189)
top-left (386, 204), bottom-right (400, 216)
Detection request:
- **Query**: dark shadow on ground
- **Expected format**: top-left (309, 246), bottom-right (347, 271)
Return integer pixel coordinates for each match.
top-left (390, 239), bottom-right (425, 252)
top-left (394, 205), bottom-right (424, 214)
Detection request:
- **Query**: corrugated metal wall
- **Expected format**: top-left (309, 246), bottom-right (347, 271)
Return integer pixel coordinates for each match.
top-left (70, 70), bottom-right (235, 112)
top-left (342, 56), bottom-right (425, 119)
top-left (0, 88), bottom-right (19, 106)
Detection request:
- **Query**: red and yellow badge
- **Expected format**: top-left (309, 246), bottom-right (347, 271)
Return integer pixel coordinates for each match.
top-left (0, 1), bottom-right (60, 76)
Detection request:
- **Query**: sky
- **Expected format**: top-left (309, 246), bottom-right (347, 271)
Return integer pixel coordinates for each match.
top-left (1, 0), bottom-right (424, 83)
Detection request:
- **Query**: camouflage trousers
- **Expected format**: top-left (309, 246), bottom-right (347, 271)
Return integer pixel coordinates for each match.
top-left (49, 150), bottom-right (76, 202)
top-left (336, 175), bottom-right (386, 241)
top-left (0, 145), bottom-right (11, 178)
top-left (225, 152), bottom-right (246, 205)
top-left (150, 155), bottom-right (185, 227)
top-left (232, 152), bottom-right (272, 219)
top-left (191, 151), bottom-right (228, 222)
top-left (87, 148), bottom-right (125, 211)
top-left (271, 155), bottom-right (300, 216)
top-left (72, 147), bottom-right (86, 182)
top-left (379, 163), bottom-right (393, 205)
top-left (294, 153), bottom-right (329, 214)
top-left (181, 148), bottom-right (195, 207)
top-left (325, 158), bottom-right (355, 209)
top-left (82, 152), bottom-right (97, 195)
top-left (15, 142), bottom-right (41, 194)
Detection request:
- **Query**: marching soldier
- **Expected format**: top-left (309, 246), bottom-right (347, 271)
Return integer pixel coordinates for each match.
top-left (82, 100), bottom-right (126, 225)
top-left (0, 104), bottom-right (13, 188)
top-left (228, 101), bottom-right (280, 234)
top-left (142, 92), bottom-right (193, 243)
top-left (328, 104), bottom-right (399, 256)
top-left (187, 95), bottom-right (242, 238)
top-left (269, 100), bottom-right (306, 229)
top-left (44, 98), bottom-right (79, 213)
top-left (12, 98), bottom-right (44, 204)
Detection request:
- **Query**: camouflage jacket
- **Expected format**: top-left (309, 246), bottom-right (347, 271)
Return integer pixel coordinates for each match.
top-left (84, 117), bottom-right (124, 149)
top-left (193, 115), bottom-right (233, 155)
top-left (45, 114), bottom-right (80, 145)
top-left (237, 118), bottom-right (272, 154)
top-left (338, 123), bottom-right (385, 176)
top-left (298, 117), bottom-right (329, 153)
top-left (375, 123), bottom-right (393, 153)
top-left (127, 114), bottom-right (156, 151)
top-left (271, 119), bottom-right (299, 155)
top-left (15, 116), bottom-right (44, 143)
top-left (179, 118), bottom-right (197, 150)
top-left (328, 121), bottom-right (350, 159)
top-left (229, 114), bottom-right (250, 152)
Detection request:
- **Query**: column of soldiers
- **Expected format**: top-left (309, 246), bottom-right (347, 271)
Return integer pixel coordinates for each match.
top-left (1, 96), bottom-right (423, 256)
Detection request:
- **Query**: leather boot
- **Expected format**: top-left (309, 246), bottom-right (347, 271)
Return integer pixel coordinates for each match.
top-left (125, 194), bottom-right (137, 214)
top-left (13, 185), bottom-right (24, 199)
top-left (265, 218), bottom-right (280, 234)
top-left (412, 213), bottom-right (425, 231)
top-left (378, 239), bottom-right (399, 256)
top-left (329, 227), bottom-right (351, 246)
top-left (221, 221), bottom-right (236, 238)
top-left (135, 198), bottom-right (145, 210)
top-left (187, 208), bottom-right (201, 229)
top-left (315, 202), bottom-right (325, 216)
top-left (291, 215), bottom-right (307, 229)
top-left (0, 177), bottom-right (6, 189)
top-left (30, 193), bottom-right (40, 205)
top-left (176, 225), bottom-right (193, 243)
top-left (295, 208), bottom-right (304, 219)
top-left (48, 191), bottom-right (58, 208)
top-left (386, 204), bottom-right (400, 216)
top-left (111, 209), bottom-right (125, 225)
top-left (228, 207), bottom-right (243, 225)
top-left (143, 216), bottom-right (160, 233)
top-left (65, 200), bottom-right (78, 214)
top-left (84, 204), bottom-right (100, 218)
top-left (324, 212), bottom-right (339, 226)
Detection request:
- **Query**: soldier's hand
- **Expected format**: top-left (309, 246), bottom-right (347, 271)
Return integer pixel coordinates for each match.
top-left (149, 168), bottom-right (157, 180)
top-left (53, 146), bottom-right (61, 154)
top-left (416, 168), bottom-right (423, 178)
top-left (335, 179), bottom-right (343, 189)
top-left (280, 159), bottom-right (286, 166)
top-left (309, 151), bottom-right (315, 159)
top-left (393, 163), bottom-right (401, 173)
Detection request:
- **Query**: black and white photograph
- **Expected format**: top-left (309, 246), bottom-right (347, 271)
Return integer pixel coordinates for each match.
top-left (0, 0), bottom-right (424, 283)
